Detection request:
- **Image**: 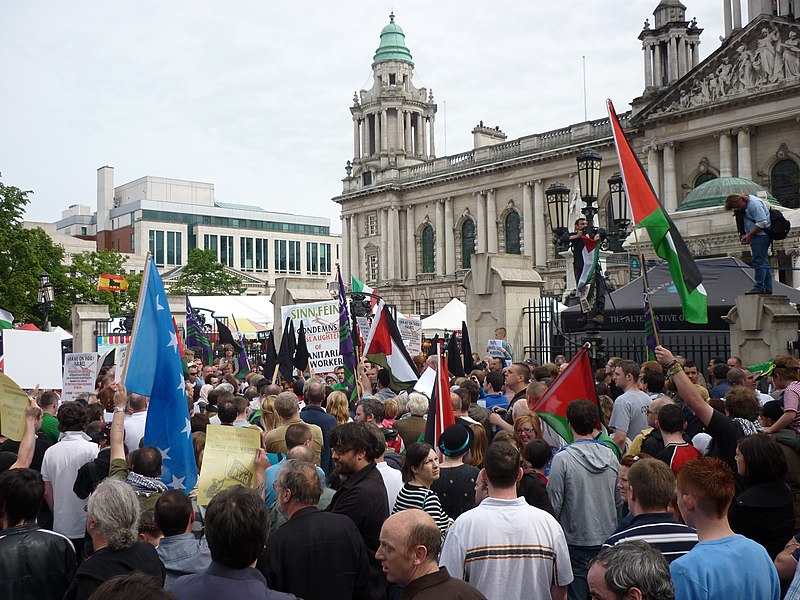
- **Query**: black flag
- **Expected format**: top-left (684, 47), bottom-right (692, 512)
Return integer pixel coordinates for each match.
top-left (263, 332), bottom-right (278, 380)
top-left (278, 317), bottom-right (294, 383)
top-left (446, 333), bottom-right (465, 377)
top-left (461, 321), bottom-right (474, 373)
top-left (215, 319), bottom-right (243, 354)
top-left (293, 321), bottom-right (310, 372)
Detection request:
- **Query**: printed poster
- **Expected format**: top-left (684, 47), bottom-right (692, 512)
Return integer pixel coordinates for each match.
top-left (281, 300), bottom-right (341, 373)
top-left (197, 425), bottom-right (261, 505)
top-left (0, 372), bottom-right (30, 441)
top-left (62, 353), bottom-right (100, 402)
top-left (397, 316), bottom-right (422, 356)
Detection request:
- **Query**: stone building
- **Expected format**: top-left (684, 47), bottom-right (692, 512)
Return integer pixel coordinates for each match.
top-left (334, 2), bottom-right (800, 319)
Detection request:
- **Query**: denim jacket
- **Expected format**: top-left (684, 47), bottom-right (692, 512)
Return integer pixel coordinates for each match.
top-left (156, 533), bottom-right (212, 586)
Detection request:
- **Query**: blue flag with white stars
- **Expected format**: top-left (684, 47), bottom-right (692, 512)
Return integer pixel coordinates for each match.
top-left (125, 257), bottom-right (197, 492)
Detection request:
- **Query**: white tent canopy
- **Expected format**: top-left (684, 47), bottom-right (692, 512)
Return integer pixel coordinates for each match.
top-left (189, 295), bottom-right (274, 327)
top-left (421, 298), bottom-right (466, 335)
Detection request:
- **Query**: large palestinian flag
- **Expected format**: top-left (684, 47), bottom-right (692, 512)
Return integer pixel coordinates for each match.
top-left (576, 235), bottom-right (600, 290)
top-left (607, 99), bottom-right (707, 324)
top-left (363, 301), bottom-right (418, 392)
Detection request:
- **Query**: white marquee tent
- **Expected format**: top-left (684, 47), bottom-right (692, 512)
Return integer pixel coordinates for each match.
top-left (421, 298), bottom-right (466, 335)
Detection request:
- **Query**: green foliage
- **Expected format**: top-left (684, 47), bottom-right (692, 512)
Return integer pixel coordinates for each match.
top-left (68, 248), bottom-right (142, 315)
top-left (0, 177), bottom-right (72, 328)
top-left (168, 248), bottom-right (246, 295)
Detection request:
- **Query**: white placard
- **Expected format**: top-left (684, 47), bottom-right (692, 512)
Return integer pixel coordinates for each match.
top-left (397, 316), bottom-right (422, 356)
top-left (62, 353), bottom-right (100, 402)
top-left (486, 339), bottom-right (506, 358)
top-left (3, 330), bottom-right (63, 389)
top-left (281, 300), bottom-right (340, 373)
top-left (115, 346), bottom-right (128, 383)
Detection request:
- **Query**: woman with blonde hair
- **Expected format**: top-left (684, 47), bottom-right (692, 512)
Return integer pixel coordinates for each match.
top-left (326, 390), bottom-right (351, 426)
top-left (259, 395), bottom-right (279, 433)
top-left (513, 413), bottom-right (542, 449)
top-left (465, 423), bottom-right (488, 469)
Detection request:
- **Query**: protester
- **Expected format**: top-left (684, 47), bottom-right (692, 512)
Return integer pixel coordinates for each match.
top-left (38, 390), bottom-right (61, 444)
top-left (610, 360), bottom-right (652, 451)
top-left (264, 391), bottom-right (323, 466)
top-left (64, 478), bottom-right (165, 600)
top-left (154, 490), bottom-right (211, 585)
top-left (367, 422), bottom-right (404, 510)
top-left (123, 393), bottom-right (149, 453)
top-left (325, 390), bottom-right (352, 426)
top-left (653, 404), bottom-right (701, 474)
top-left (431, 424), bottom-right (479, 519)
top-left (300, 378), bottom-right (338, 475)
top-left (588, 540), bottom-right (675, 600)
top-left (263, 459), bottom-right (370, 600)
top-left (394, 392), bottom-right (428, 445)
top-left (89, 572), bottom-right (176, 600)
top-left (263, 423), bottom-right (326, 508)
top-left (725, 193), bottom-right (773, 295)
top-left (518, 439), bottom-right (555, 515)
top-left (377, 509), bottom-right (487, 599)
top-left (393, 442), bottom-right (453, 537)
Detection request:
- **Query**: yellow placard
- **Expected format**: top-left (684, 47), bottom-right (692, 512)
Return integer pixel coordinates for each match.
top-left (197, 424), bottom-right (261, 505)
top-left (0, 372), bottom-right (30, 441)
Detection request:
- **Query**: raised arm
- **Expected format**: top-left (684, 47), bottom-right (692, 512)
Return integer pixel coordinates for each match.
top-left (10, 396), bottom-right (42, 470)
top-left (110, 386), bottom-right (128, 462)
top-left (655, 345), bottom-right (713, 426)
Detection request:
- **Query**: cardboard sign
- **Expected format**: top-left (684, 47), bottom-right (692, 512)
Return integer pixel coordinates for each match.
top-left (3, 330), bottom-right (63, 389)
top-left (281, 300), bottom-right (341, 373)
top-left (0, 372), bottom-right (30, 441)
top-left (486, 339), bottom-right (506, 358)
top-left (197, 425), bottom-right (262, 505)
top-left (397, 317), bottom-right (422, 356)
top-left (62, 353), bottom-right (100, 402)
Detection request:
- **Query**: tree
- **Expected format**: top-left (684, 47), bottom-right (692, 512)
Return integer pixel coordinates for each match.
top-left (68, 248), bottom-right (142, 315)
top-left (168, 248), bottom-right (246, 295)
top-left (0, 176), bottom-right (72, 328)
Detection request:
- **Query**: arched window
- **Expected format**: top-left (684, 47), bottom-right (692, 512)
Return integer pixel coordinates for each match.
top-left (772, 159), bottom-right (800, 209)
top-left (504, 211), bottom-right (521, 254)
top-left (461, 220), bottom-right (475, 269)
top-left (421, 225), bottom-right (435, 273)
top-left (694, 172), bottom-right (717, 188)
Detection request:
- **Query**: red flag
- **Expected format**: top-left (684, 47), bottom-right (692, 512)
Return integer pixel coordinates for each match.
top-left (530, 346), bottom-right (599, 446)
top-left (424, 342), bottom-right (456, 452)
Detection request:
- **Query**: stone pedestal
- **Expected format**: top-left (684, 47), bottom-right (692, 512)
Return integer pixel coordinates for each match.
top-left (71, 304), bottom-right (111, 353)
top-left (271, 276), bottom-right (332, 340)
top-left (461, 253), bottom-right (544, 361)
top-left (725, 294), bottom-right (800, 365)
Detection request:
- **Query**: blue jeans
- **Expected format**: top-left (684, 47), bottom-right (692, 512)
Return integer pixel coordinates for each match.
top-left (750, 234), bottom-right (772, 293)
top-left (567, 544), bottom-right (601, 600)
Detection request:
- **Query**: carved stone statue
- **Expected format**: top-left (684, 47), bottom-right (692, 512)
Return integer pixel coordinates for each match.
top-left (784, 31), bottom-right (800, 78)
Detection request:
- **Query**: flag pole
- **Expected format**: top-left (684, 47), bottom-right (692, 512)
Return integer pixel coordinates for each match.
top-left (120, 252), bottom-right (152, 388)
top-left (630, 220), bottom-right (661, 349)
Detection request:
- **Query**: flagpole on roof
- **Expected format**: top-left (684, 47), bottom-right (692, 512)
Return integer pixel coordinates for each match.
top-left (120, 252), bottom-right (152, 388)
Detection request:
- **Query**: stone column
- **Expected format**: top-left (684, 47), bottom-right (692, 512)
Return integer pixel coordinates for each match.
top-left (654, 41), bottom-right (663, 86)
top-left (360, 118), bottom-right (367, 158)
top-left (692, 41), bottom-right (700, 67)
top-left (350, 214), bottom-right (360, 279)
top-left (422, 117), bottom-right (429, 159)
top-left (373, 113), bottom-right (380, 157)
top-left (380, 110), bottom-right (388, 153)
top-left (662, 142), bottom-right (677, 213)
top-left (486, 189), bottom-right (498, 253)
top-left (644, 43), bottom-right (653, 87)
top-left (415, 114), bottom-right (423, 156)
top-left (647, 145), bottom-right (662, 198)
top-left (669, 37), bottom-right (679, 81)
top-left (352, 118), bottom-right (360, 159)
top-left (387, 206), bottom-right (398, 280)
top-left (724, 0), bottom-right (733, 37)
top-left (429, 115), bottom-right (436, 158)
top-left (677, 37), bottom-right (686, 78)
top-left (405, 111), bottom-right (412, 154)
top-left (397, 110), bottom-right (405, 153)
top-left (341, 215), bottom-right (350, 280)
top-left (435, 199), bottom-right (445, 277)
top-left (475, 191), bottom-right (487, 253)
top-left (719, 131), bottom-right (733, 177)
top-left (737, 127), bottom-right (752, 180)
top-left (444, 197), bottom-right (455, 275)
top-left (405, 207), bottom-right (416, 281)
top-left (533, 180), bottom-right (546, 267)
top-left (380, 208), bottom-right (388, 279)
top-left (521, 182), bottom-right (534, 259)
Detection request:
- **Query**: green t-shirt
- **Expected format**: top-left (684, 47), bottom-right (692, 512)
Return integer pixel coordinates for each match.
top-left (40, 412), bottom-right (60, 445)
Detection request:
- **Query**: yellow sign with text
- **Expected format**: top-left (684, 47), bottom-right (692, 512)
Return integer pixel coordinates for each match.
top-left (0, 372), bottom-right (30, 441)
top-left (197, 425), bottom-right (261, 505)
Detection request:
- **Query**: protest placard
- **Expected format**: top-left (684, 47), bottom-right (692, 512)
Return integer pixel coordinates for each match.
top-left (281, 300), bottom-right (341, 373)
top-left (397, 316), bottom-right (422, 356)
top-left (197, 425), bottom-right (261, 505)
top-left (3, 329), bottom-right (63, 389)
top-left (486, 339), bottom-right (506, 358)
top-left (0, 372), bottom-right (31, 441)
top-left (62, 353), bottom-right (100, 402)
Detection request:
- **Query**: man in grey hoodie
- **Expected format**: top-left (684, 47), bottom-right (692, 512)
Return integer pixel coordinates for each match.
top-left (547, 399), bottom-right (621, 600)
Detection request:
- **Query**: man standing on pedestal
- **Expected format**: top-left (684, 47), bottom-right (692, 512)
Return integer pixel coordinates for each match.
top-left (725, 193), bottom-right (772, 295)
top-left (559, 217), bottom-right (607, 325)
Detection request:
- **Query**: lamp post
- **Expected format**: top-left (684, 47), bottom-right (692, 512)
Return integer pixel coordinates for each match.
top-left (37, 271), bottom-right (54, 331)
top-left (545, 182), bottom-right (572, 252)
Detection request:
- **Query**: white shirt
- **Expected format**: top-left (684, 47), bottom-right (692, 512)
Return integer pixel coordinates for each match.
top-left (124, 411), bottom-right (148, 452)
top-left (375, 460), bottom-right (404, 510)
top-left (41, 431), bottom-right (99, 539)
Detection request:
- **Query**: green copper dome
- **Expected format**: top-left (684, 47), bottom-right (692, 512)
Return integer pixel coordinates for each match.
top-left (677, 176), bottom-right (779, 211)
top-left (373, 12), bottom-right (413, 65)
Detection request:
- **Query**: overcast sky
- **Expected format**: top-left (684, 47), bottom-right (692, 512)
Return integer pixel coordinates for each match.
top-left (2, 1), bottom-right (723, 232)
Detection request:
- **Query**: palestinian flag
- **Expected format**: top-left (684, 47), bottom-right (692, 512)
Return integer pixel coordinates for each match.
top-left (352, 276), bottom-right (379, 314)
top-left (607, 99), bottom-right (707, 324)
top-left (363, 301), bottom-right (418, 392)
top-left (530, 346), bottom-right (599, 448)
top-left (576, 235), bottom-right (600, 290)
top-left (98, 274), bottom-right (129, 292)
top-left (424, 342), bottom-right (456, 452)
top-left (0, 308), bottom-right (13, 330)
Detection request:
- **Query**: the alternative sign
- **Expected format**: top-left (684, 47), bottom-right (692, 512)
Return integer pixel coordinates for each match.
top-left (0, 372), bottom-right (30, 441)
top-left (197, 425), bottom-right (261, 505)
top-left (281, 300), bottom-right (341, 373)
top-left (62, 353), bottom-right (101, 402)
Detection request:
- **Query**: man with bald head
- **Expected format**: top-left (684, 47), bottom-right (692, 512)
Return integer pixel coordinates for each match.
top-left (377, 509), bottom-right (487, 599)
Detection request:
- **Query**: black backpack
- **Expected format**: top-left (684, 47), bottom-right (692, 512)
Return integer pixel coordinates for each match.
top-left (765, 205), bottom-right (791, 240)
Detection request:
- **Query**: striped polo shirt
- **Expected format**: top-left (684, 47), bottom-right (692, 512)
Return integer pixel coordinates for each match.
top-left (602, 512), bottom-right (698, 563)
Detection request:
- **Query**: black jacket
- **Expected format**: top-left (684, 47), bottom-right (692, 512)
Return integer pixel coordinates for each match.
top-left (0, 523), bottom-right (77, 600)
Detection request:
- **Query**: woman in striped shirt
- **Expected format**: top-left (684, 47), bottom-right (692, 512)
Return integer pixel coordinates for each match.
top-left (392, 442), bottom-right (453, 537)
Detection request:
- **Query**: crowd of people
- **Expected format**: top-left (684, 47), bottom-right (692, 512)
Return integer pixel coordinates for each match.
top-left (2, 338), bottom-right (800, 600)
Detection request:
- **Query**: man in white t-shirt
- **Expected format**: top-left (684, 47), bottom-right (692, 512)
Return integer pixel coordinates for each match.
top-left (123, 392), bottom-right (149, 453)
top-left (440, 441), bottom-right (572, 600)
top-left (41, 401), bottom-right (99, 557)
top-left (610, 360), bottom-right (651, 451)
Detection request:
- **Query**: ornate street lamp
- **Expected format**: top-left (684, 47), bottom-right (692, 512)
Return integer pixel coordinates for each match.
top-left (37, 271), bottom-right (54, 331)
top-left (546, 182), bottom-right (571, 249)
top-left (576, 148), bottom-right (603, 222)
top-left (607, 172), bottom-right (630, 236)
